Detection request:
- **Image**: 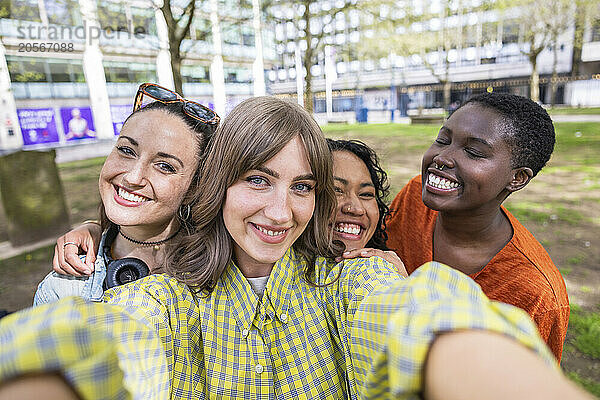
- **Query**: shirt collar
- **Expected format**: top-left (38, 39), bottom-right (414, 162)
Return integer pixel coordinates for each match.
top-left (222, 247), bottom-right (303, 334)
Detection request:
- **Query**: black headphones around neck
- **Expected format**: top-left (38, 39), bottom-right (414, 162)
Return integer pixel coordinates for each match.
top-left (102, 224), bottom-right (150, 290)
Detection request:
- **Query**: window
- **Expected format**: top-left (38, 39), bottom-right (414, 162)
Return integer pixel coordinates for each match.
top-left (103, 61), bottom-right (157, 83)
top-left (48, 60), bottom-right (71, 82)
top-left (0, 0), bottom-right (41, 21)
top-left (502, 22), bottom-right (519, 44)
top-left (222, 21), bottom-right (242, 45)
top-left (224, 67), bottom-right (251, 83)
top-left (96, 0), bottom-right (128, 32)
top-left (241, 26), bottom-right (254, 46)
top-left (7, 56), bottom-right (47, 82)
top-left (131, 7), bottom-right (156, 36)
top-left (193, 17), bottom-right (212, 42)
top-left (182, 65), bottom-right (209, 83)
top-left (591, 19), bottom-right (600, 42)
top-left (482, 22), bottom-right (498, 45)
top-left (6, 56), bottom-right (85, 83)
top-left (45, 0), bottom-right (81, 26)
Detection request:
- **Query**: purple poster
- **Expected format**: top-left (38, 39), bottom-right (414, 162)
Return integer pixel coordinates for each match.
top-left (60, 107), bottom-right (96, 141)
top-left (17, 108), bottom-right (60, 146)
top-left (110, 105), bottom-right (132, 136)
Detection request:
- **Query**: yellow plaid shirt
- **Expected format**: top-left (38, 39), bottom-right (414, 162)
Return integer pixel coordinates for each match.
top-left (0, 249), bottom-right (554, 399)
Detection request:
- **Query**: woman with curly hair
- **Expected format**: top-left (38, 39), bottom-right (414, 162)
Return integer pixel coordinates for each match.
top-left (327, 139), bottom-right (406, 275)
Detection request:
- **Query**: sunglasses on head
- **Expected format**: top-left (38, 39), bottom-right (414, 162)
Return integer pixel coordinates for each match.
top-left (134, 83), bottom-right (220, 128)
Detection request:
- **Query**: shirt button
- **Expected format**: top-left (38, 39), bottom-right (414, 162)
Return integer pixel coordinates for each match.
top-left (255, 363), bottom-right (264, 374)
top-left (242, 329), bottom-right (249, 337)
top-left (280, 313), bottom-right (288, 322)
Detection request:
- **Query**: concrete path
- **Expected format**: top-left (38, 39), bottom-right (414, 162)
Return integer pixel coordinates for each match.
top-left (55, 139), bottom-right (116, 163)
top-left (0, 237), bottom-right (57, 261)
top-left (550, 114), bottom-right (600, 122)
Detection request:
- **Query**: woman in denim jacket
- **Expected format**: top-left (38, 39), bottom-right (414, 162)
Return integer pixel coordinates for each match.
top-left (34, 83), bottom-right (218, 305)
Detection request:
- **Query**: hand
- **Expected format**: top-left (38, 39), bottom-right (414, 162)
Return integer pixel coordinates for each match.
top-left (337, 248), bottom-right (408, 277)
top-left (53, 223), bottom-right (102, 276)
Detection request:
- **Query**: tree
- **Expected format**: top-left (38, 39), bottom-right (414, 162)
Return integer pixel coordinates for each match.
top-left (571, 0), bottom-right (600, 79)
top-left (159, 0), bottom-right (197, 95)
top-left (498, 0), bottom-right (570, 102)
top-left (356, 0), bottom-right (497, 111)
top-left (543, 0), bottom-right (573, 106)
top-left (263, 0), bottom-right (362, 112)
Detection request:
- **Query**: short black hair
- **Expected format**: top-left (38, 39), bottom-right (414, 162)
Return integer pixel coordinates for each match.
top-left (459, 93), bottom-right (555, 176)
top-left (327, 139), bottom-right (390, 250)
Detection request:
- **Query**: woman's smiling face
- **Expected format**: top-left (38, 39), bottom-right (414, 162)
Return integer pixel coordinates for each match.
top-left (222, 136), bottom-right (316, 272)
top-left (332, 151), bottom-right (379, 250)
top-left (99, 110), bottom-right (199, 230)
top-left (421, 103), bottom-right (516, 215)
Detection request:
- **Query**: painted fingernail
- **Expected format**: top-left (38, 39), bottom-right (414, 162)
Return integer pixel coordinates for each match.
top-left (343, 251), bottom-right (350, 255)
top-left (360, 251), bottom-right (369, 256)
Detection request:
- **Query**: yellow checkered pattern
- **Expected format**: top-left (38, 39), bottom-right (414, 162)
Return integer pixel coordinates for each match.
top-left (0, 251), bottom-right (554, 399)
top-left (0, 297), bottom-right (169, 399)
top-left (351, 262), bottom-right (556, 399)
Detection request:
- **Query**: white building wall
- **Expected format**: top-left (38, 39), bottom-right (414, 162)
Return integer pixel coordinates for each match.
top-left (0, 41), bottom-right (22, 150)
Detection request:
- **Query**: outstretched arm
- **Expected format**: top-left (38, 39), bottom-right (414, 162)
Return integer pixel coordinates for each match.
top-left (424, 330), bottom-right (592, 400)
top-left (0, 373), bottom-right (79, 400)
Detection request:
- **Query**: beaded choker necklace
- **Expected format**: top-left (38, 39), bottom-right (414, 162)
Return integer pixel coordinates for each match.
top-left (118, 226), bottom-right (181, 251)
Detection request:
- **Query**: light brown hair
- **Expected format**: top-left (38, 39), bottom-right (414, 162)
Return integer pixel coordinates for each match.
top-left (166, 96), bottom-right (342, 292)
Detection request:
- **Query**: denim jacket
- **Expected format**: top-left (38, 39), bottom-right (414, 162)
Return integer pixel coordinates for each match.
top-left (33, 231), bottom-right (110, 306)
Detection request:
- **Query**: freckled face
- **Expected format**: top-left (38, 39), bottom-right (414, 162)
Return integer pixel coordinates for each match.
top-left (223, 136), bottom-right (316, 271)
top-left (332, 151), bottom-right (379, 250)
top-left (421, 104), bottom-right (516, 215)
top-left (99, 110), bottom-right (199, 230)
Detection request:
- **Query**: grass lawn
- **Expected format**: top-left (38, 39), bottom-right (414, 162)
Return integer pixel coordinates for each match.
top-left (547, 107), bottom-right (600, 115)
top-left (1, 120), bottom-right (599, 395)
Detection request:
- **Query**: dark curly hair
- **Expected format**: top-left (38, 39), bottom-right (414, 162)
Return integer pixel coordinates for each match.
top-left (460, 93), bottom-right (555, 176)
top-left (327, 139), bottom-right (390, 250)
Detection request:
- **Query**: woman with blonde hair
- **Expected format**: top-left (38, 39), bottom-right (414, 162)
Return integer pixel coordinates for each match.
top-left (0, 97), bottom-right (589, 400)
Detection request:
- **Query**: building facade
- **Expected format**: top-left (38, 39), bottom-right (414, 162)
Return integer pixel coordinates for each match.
top-left (0, 0), bottom-right (275, 150)
top-left (267, 0), bottom-right (600, 123)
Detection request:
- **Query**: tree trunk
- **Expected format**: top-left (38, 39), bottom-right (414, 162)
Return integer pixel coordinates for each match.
top-left (550, 34), bottom-right (558, 107)
top-left (442, 51), bottom-right (451, 111)
top-left (170, 50), bottom-right (183, 95)
top-left (443, 80), bottom-right (451, 112)
top-left (571, 3), bottom-right (585, 79)
top-left (530, 57), bottom-right (540, 102)
top-left (302, 0), bottom-right (314, 113)
top-left (0, 150), bottom-right (71, 246)
top-left (303, 50), bottom-right (313, 113)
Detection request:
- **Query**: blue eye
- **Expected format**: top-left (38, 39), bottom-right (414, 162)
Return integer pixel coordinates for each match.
top-left (157, 162), bottom-right (176, 173)
top-left (246, 176), bottom-right (268, 186)
top-left (117, 146), bottom-right (135, 156)
top-left (293, 182), bottom-right (314, 193)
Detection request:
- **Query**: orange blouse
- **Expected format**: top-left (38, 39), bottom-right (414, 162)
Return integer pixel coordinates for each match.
top-left (386, 175), bottom-right (570, 362)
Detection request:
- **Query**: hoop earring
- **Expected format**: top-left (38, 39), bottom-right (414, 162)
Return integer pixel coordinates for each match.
top-left (178, 204), bottom-right (191, 221)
